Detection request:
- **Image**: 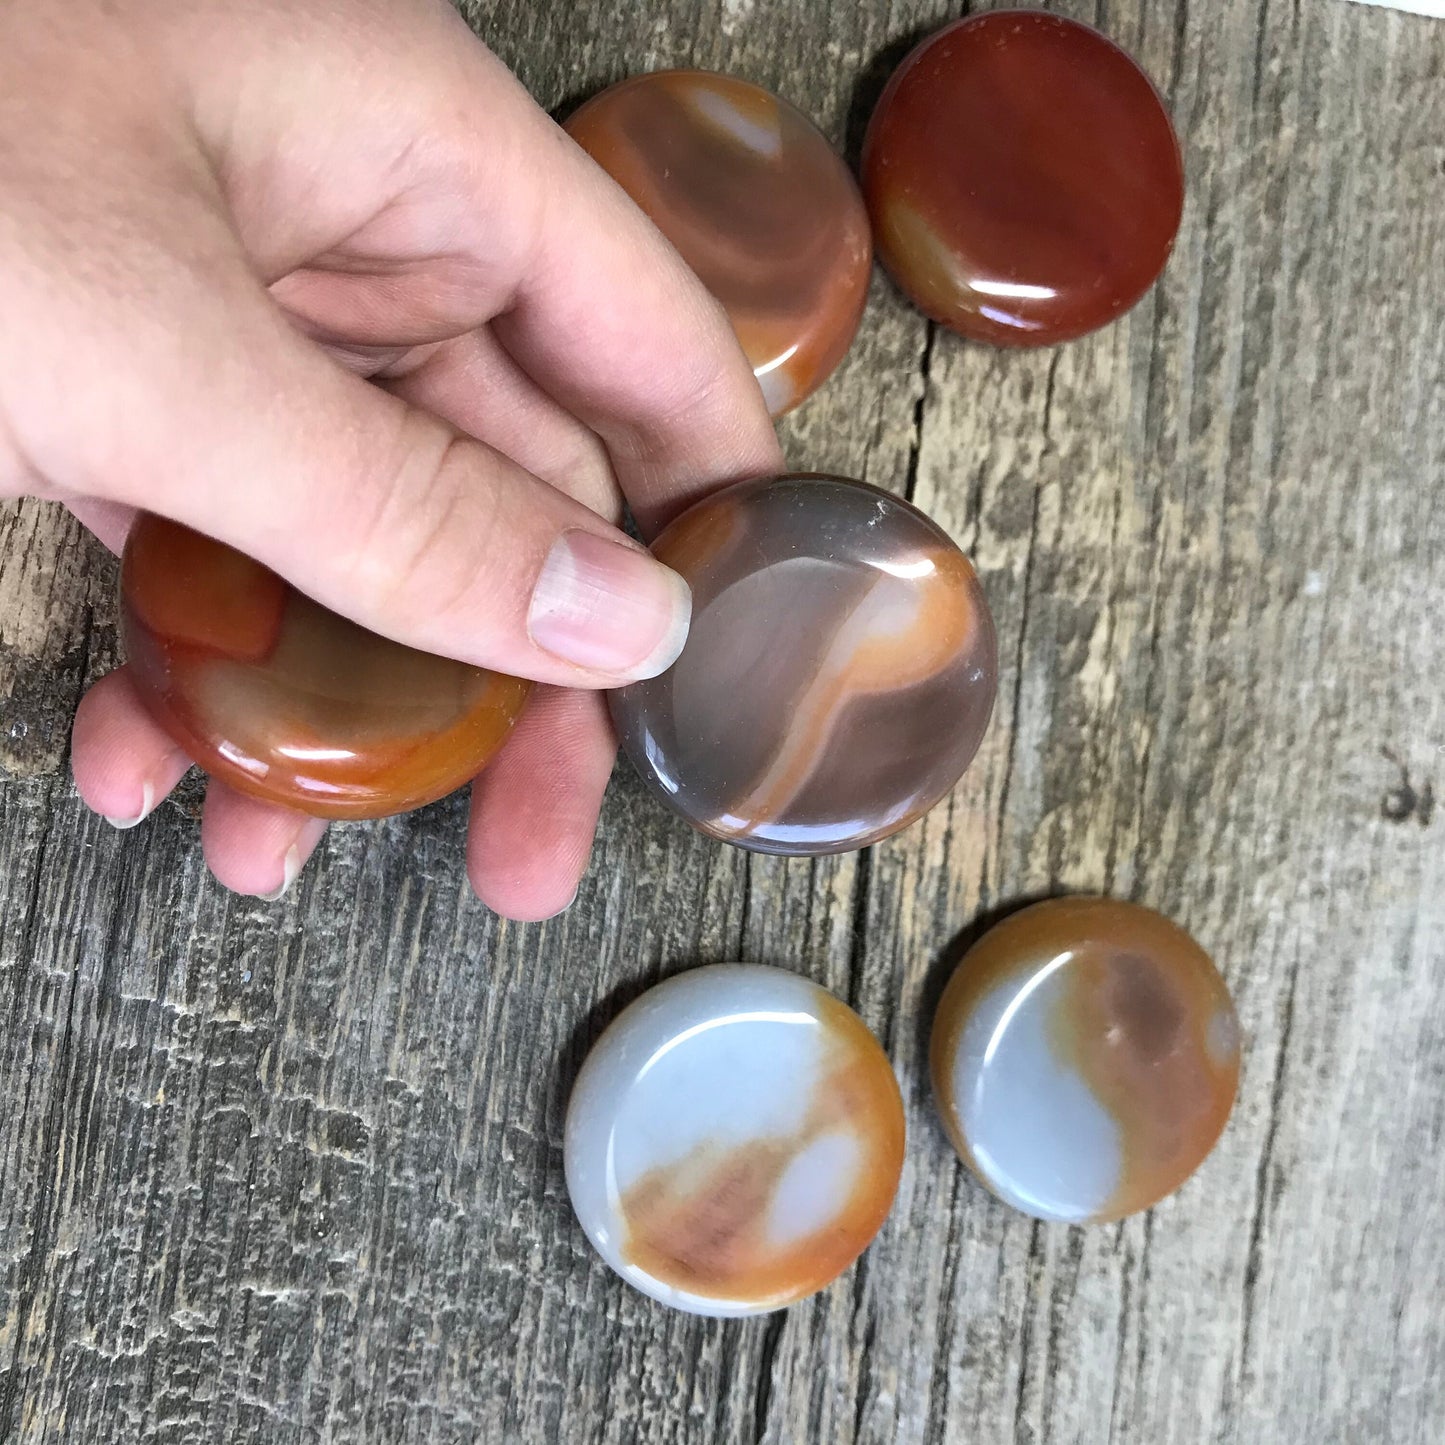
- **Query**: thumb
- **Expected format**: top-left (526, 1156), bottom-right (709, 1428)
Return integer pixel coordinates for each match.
top-left (12, 232), bottom-right (692, 688)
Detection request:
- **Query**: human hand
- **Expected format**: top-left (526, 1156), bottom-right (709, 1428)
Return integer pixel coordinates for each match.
top-left (0, 0), bottom-right (782, 918)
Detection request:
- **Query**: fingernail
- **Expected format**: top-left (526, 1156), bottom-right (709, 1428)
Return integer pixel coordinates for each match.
top-left (529, 530), bottom-right (691, 679)
top-left (105, 781), bottom-right (155, 831)
top-left (544, 885), bottom-right (580, 921)
top-left (256, 817), bottom-right (327, 901)
top-left (259, 844), bottom-right (303, 902)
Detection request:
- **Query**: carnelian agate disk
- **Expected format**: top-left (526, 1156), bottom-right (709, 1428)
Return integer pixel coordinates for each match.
top-left (565, 965), bottom-right (905, 1315)
top-left (566, 70), bottom-right (872, 415)
top-left (862, 12), bottom-right (1184, 346)
top-left (931, 899), bottom-right (1241, 1223)
top-left (119, 515), bottom-right (531, 819)
top-left (608, 474), bottom-right (998, 856)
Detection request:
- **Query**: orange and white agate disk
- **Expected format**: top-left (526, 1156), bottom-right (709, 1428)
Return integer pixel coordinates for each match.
top-left (931, 898), bottom-right (1241, 1223)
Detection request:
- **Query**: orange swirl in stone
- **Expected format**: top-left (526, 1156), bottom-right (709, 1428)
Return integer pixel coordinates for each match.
top-left (618, 994), bottom-right (905, 1307)
top-left (707, 543), bottom-right (981, 842)
top-left (120, 514), bottom-right (531, 819)
top-left (566, 71), bottom-right (872, 415)
top-left (1051, 939), bottom-right (1239, 1220)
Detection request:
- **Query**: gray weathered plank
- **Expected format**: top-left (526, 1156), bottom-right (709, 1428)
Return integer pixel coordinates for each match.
top-left (2, 1), bottom-right (1443, 1442)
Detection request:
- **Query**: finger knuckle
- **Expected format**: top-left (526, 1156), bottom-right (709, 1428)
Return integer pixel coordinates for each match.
top-left (345, 410), bottom-right (507, 640)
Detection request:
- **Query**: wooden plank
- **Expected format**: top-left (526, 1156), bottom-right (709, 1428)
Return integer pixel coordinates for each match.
top-left (1, 1), bottom-right (1442, 1442)
top-left (0, 503), bottom-right (114, 780)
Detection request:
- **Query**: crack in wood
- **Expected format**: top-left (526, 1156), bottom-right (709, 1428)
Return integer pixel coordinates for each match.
top-left (750, 1312), bottom-right (786, 1444)
top-left (0, 786), bottom-right (79, 1442)
top-left (1236, 951), bottom-right (1301, 1397)
top-left (902, 324), bottom-right (936, 506)
top-left (1009, 1221), bottom-right (1045, 1442)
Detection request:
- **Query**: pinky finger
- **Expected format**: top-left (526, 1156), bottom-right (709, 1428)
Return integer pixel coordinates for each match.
top-left (72, 667), bottom-right (192, 828)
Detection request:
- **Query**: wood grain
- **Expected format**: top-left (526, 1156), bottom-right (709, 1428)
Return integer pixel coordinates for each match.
top-left (2, 1), bottom-right (1443, 1442)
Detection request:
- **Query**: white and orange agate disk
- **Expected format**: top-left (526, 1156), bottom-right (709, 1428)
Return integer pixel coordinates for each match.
top-left (564, 965), bottom-right (905, 1316)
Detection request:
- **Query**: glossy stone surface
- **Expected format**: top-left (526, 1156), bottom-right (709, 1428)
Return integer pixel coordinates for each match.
top-left (565, 964), bottom-right (905, 1316)
top-left (608, 474), bottom-right (998, 856)
top-left (566, 70), bottom-right (872, 415)
top-left (120, 514), bottom-right (531, 819)
top-left (861, 12), bottom-right (1185, 346)
top-left (931, 898), bottom-right (1241, 1223)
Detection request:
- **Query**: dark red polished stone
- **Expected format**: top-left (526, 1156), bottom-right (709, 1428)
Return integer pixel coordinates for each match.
top-left (861, 11), bottom-right (1184, 346)
top-left (120, 515), bottom-right (531, 819)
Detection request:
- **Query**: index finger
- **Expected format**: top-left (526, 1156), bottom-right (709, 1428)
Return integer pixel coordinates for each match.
top-left (450, 44), bottom-right (785, 533)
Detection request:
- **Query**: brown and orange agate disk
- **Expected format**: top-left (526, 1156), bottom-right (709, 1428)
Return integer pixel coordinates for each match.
top-left (608, 474), bottom-right (998, 855)
top-left (566, 70), bottom-right (871, 415)
top-left (931, 898), bottom-right (1241, 1223)
top-left (120, 514), bottom-right (531, 819)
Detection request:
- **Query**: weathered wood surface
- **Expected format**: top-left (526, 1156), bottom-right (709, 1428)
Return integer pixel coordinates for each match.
top-left (2, 1), bottom-right (1443, 1441)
